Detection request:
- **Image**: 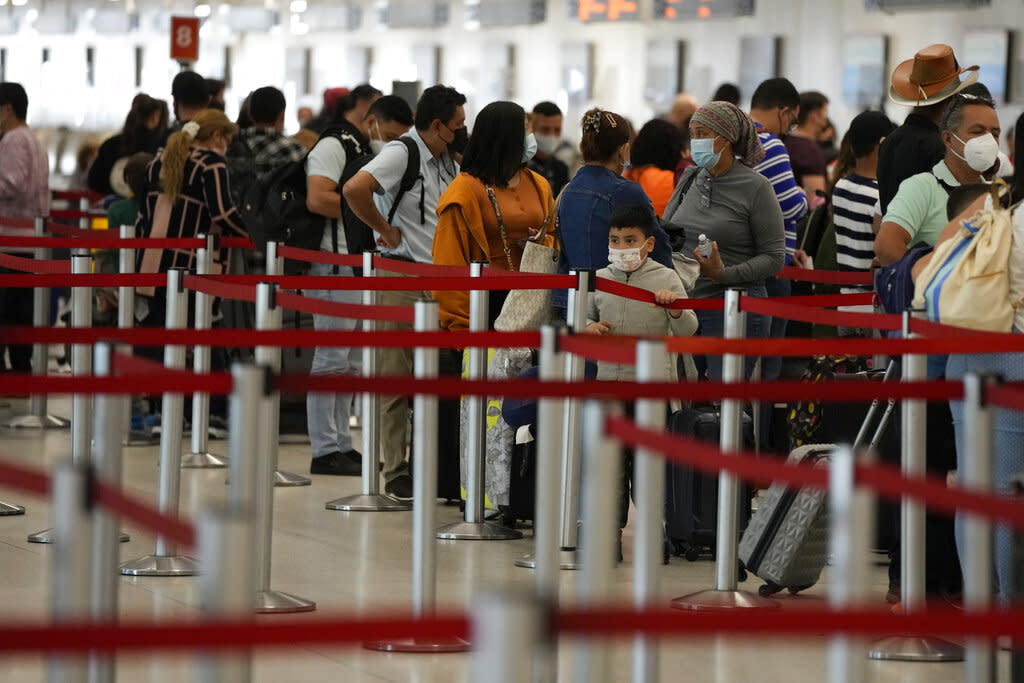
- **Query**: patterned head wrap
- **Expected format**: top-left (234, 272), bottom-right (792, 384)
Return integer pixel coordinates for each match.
top-left (690, 101), bottom-right (765, 167)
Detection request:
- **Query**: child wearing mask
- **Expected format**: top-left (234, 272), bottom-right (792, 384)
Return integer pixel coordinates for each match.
top-left (586, 204), bottom-right (698, 557)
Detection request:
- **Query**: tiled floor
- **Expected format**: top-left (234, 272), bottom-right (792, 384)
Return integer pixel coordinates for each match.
top-left (0, 396), bottom-right (1010, 681)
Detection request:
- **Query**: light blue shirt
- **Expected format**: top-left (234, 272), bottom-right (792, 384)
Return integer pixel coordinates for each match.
top-left (362, 128), bottom-right (459, 264)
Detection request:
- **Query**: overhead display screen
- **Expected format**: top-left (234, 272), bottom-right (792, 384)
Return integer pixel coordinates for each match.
top-left (570, 0), bottom-right (639, 23)
top-left (655, 0), bottom-right (754, 20)
top-left (864, 0), bottom-right (989, 8)
top-left (472, 0), bottom-right (545, 26)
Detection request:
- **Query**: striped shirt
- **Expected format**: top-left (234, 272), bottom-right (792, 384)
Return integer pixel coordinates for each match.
top-left (136, 147), bottom-right (247, 294)
top-left (831, 173), bottom-right (878, 293)
top-left (753, 126), bottom-right (808, 264)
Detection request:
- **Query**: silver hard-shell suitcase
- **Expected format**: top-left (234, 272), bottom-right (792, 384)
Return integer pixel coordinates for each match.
top-left (737, 360), bottom-right (897, 596)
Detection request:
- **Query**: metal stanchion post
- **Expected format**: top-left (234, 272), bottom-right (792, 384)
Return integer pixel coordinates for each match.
top-left (252, 283), bottom-right (316, 612)
top-left (672, 289), bottom-right (776, 610)
top-left (826, 446), bottom-right (874, 683)
top-left (29, 254), bottom-right (96, 543)
top-left (6, 216), bottom-right (69, 430)
top-left (633, 340), bottom-right (667, 683)
top-left (265, 241), bottom-right (311, 486)
top-left (573, 400), bottom-right (621, 683)
top-left (46, 462), bottom-right (93, 683)
top-left (471, 591), bottom-right (546, 683)
top-left (437, 262), bottom-right (522, 540)
top-left (517, 272), bottom-right (592, 569)
top-left (88, 343), bottom-right (124, 683)
top-left (365, 299), bottom-right (469, 653)
top-left (327, 250), bottom-right (409, 511)
top-left (963, 373), bottom-right (997, 682)
top-left (117, 223), bottom-right (156, 447)
top-left (182, 234), bottom-right (227, 468)
top-left (194, 508), bottom-right (254, 683)
top-left (869, 310), bottom-right (962, 660)
top-left (226, 364), bottom-right (264, 516)
top-left (120, 269), bottom-right (197, 576)
top-left (870, 312), bottom-right (962, 658)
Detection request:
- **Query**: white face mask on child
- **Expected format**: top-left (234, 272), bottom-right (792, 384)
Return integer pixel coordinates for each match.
top-left (608, 247), bottom-right (644, 272)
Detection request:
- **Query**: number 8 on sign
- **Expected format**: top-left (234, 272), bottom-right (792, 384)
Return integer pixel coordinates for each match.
top-left (170, 17), bottom-right (200, 63)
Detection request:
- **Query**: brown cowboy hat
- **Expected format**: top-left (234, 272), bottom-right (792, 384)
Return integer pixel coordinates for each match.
top-left (889, 44), bottom-right (979, 107)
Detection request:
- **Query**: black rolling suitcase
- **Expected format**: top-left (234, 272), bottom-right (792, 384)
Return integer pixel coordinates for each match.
top-left (665, 406), bottom-right (754, 562)
top-left (505, 431), bottom-right (537, 525)
top-left (436, 348), bottom-right (463, 502)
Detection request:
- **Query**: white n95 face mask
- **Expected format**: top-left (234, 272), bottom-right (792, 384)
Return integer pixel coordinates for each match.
top-left (953, 133), bottom-right (1000, 173)
top-left (534, 134), bottom-right (559, 155)
top-left (608, 247), bottom-right (643, 272)
top-left (370, 139), bottom-right (386, 154)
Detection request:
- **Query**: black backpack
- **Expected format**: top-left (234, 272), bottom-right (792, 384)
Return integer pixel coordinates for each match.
top-left (337, 137), bottom-right (422, 261)
top-left (240, 126), bottom-right (363, 254)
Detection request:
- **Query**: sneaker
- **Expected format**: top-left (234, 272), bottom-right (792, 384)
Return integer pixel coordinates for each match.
top-left (385, 474), bottom-right (413, 500)
top-left (207, 415), bottom-right (229, 440)
top-left (310, 450), bottom-right (362, 476)
top-left (885, 585), bottom-right (900, 605)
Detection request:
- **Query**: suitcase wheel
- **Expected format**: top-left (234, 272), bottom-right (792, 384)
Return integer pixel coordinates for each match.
top-left (788, 584), bottom-right (813, 595)
top-left (738, 564), bottom-right (748, 583)
top-left (685, 547), bottom-right (700, 562)
top-left (758, 582), bottom-right (783, 597)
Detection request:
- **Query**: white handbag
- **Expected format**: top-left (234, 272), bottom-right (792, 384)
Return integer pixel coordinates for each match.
top-left (493, 192), bottom-right (562, 332)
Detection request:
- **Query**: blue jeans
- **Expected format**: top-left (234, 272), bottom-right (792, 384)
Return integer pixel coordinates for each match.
top-left (947, 350), bottom-right (1024, 603)
top-left (694, 283), bottom-right (768, 381)
top-left (306, 262), bottom-right (362, 458)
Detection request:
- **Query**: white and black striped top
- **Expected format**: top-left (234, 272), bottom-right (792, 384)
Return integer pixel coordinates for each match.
top-left (832, 173), bottom-right (878, 292)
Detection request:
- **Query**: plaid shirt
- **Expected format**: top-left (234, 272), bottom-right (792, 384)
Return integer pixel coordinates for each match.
top-left (234, 127), bottom-right (307, 178)
top-left (136, 147), bottom-right (247, 294)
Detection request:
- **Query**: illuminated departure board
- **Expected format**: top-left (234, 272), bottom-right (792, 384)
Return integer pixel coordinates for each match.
top-left (570, 0), bottom-right (640, 23)
top-left (655, 0), bottom-right (754, 20)
top-left (470, 0), bottom-right (546, 26)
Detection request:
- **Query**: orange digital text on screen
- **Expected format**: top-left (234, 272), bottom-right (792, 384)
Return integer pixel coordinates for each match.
top-left (577, 0), bottom-right (637, 21)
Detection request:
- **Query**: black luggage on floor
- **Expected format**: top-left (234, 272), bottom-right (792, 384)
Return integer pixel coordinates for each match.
top-left (505, 433), bottom-right (537, 525)
top-left (665, 406), bottom-right (754, 561)
top-left (436, 349), bottom-right (463, 502)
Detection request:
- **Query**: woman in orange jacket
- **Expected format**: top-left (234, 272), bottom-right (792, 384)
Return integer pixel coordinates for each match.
top-left (433, 101), bottom-right (555, 331)
top-left (623, 118), bottom-right (685, 217)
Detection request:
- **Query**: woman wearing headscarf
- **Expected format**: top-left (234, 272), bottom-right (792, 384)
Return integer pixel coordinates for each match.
top-left (661, 101), bottom-right (785, 380)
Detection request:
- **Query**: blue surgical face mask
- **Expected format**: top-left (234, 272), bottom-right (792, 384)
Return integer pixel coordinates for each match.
top-left (522, 132), bottom-right (538, 163)
top-left (524, 134), bottom-right (540, 164)
top-left (691, 136), bottom-right (721, 169)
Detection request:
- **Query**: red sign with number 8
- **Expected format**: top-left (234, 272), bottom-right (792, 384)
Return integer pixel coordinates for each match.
top-left (170, 16), bottom-right (200, 63)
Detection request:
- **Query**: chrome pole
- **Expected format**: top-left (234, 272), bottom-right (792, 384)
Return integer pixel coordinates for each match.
top-left (437, 262), bottom-right (521, 540)
top-left (827, 446), bottom-right (874, 683)
top-left (364, 299), bottom-right (469, 653)
top-left (28, 253), bottom-right (94, 544)
top-left (194, 508), bottom-right (254, 683)
top-left (868, 310), bottom-right (962, 660)
top-left (327, 250), bottom-right (409, 510)
top-left (46, 462), bottom-right (93, 683)
top-left (117, 222), bottom-right (150, 447)
top-left (557, 270), bottom-right (592, 567)
top-left (183, 234), bottom-right (226, 468)
top-left (120, 269), bottom-right (197, 576)
top-left (633, 340), bottom-right (667, 683)
top-left (265, 241), bottom-right (311, 486)
top-left (252, 283), bottom-right (315, 613)
top-left (88, 343), bottom-right (124, 683)
top-left (671, 289), bottom-right (776, 610)
top-left (7, 216), bottom-right (68, 429)
top-left (471, 591), bottom-right (545, 683)
top-left (574, 400), bottom-right (620, 683)
top-left (963, 373), bottom-right (996, 682)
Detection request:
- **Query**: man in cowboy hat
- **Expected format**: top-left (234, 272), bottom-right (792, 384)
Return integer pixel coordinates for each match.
top-left (877, 44), bottom-right (980, 215)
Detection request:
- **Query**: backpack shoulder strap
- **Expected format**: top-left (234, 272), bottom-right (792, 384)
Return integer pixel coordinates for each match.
top-left (387, 137), bottom-right (424, 225)
top-left (661, 167), bottom-right (700, 222)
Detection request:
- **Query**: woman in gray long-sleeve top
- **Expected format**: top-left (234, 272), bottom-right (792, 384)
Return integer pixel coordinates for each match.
top-left (661, 101), bottom-right (785, 380)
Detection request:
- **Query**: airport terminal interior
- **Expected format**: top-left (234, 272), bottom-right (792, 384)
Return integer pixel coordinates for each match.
top-left (3, 0), bottom-right (1024, 680)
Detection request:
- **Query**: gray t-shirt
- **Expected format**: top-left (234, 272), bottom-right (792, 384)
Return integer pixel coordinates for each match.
top-left (662, 164), bottom-right (786, 299)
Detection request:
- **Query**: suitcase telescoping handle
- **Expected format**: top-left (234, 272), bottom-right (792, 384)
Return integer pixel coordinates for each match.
top-left (852, 359), bottom-right (898, 451)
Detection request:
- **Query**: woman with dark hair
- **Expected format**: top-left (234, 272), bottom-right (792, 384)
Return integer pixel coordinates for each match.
top-left (553, 107), bottom-right (674, 320)
top-left (88, 94), bottom-right (168, 196)
top-left (433, 100), bottom-right (554, 330)
top-left (624, 118), bottom-right (683, 216)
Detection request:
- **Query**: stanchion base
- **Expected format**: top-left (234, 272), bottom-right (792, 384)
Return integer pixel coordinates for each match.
top-left (29, 528), bottom-right (129, 544)
top-left (274, 470), bottom-right (311, 487)
top-left (325, 493), bottom-right (411, 512)
top-left (514, 548), bottom-right (580, 570)
top-left (181, 451), bottom-right (227, 469)
top-left (4, 413), bottom-right (70, 429)
top-left (123, 430), bottom-right (160, 447)
top-left (363, 637), bottom-right (470, 653)
top-left (670, 589), bottom-right (780, 611)
top-left (436, 520), bottom-right (523, 541)
top-left (254, 590), bottom-right (317, 614)
top-left (0, 501), bottom-right (26, 516)
top-left (867, 635), bottom-right (964, 662)
top-left (119, 554), bottom-right (198, 576)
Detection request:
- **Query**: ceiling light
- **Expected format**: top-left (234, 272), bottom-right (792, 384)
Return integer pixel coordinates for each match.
top-left (12, 0), bottom-right (28, 7)
top-left (289, 0), bottom-right (306, 12)
top-left (194, 3), bottom-right (211, 17)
